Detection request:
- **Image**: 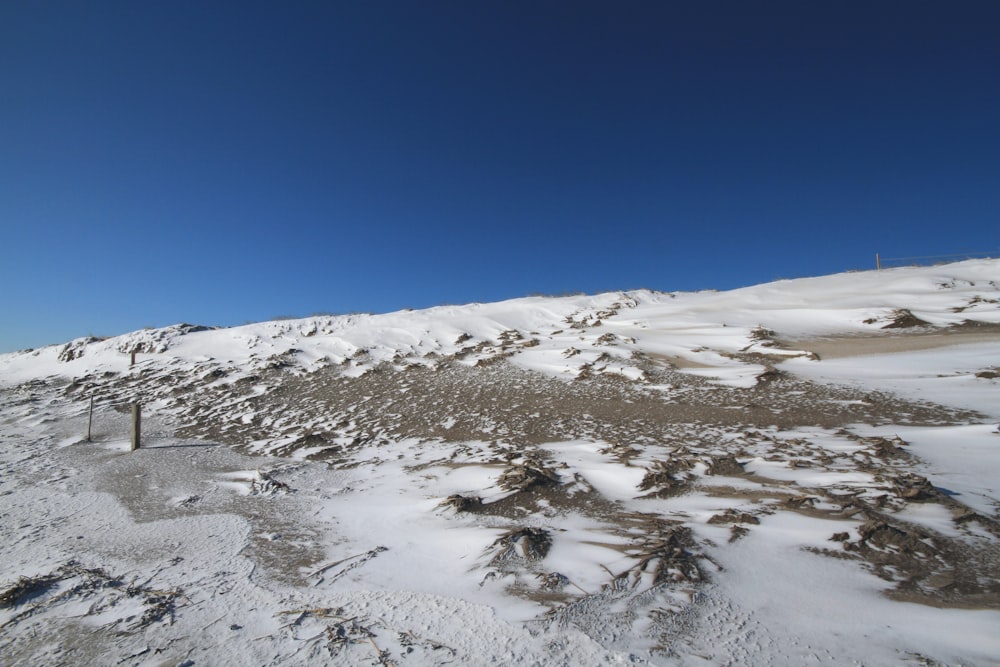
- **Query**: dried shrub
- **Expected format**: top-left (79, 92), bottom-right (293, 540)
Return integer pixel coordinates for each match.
top-left (0, 573), bottom-right (60, 609)
top-left (882, 309), bottom-right (930, 329)
top-left (890, 473), bottom-right (940, 502)
top-left (706, 455), bottom-right (745, 476)
top-left (438, 494), bottom-right (483, 512)
top-left (628, 527), bottom-right (703, 586)
top-left (497, 464), bottom-right (560, 493)
top-left (637, 458), bottom-right (693, 499)
top-left (488, 527), bottom-right (552, 564)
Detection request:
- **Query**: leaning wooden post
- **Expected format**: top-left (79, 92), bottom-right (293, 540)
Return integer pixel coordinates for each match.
top-left (87, 396), bottom-right (94, 442)
top-left (131, 402), bottom-right (141, 451)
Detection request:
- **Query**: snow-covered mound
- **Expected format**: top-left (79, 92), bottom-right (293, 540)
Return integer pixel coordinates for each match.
top-left (1, 259), bottom-right (998, 666)
top-left (4, 258), bottom-right (999, 388)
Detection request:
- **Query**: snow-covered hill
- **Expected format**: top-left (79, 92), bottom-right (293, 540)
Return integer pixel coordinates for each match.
top-left (2, 260), bottom-right (999, 665)
top-left (6, 259), bottom-right (1000, 387)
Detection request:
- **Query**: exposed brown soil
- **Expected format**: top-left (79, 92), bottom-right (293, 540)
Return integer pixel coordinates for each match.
top-left (159, 360), bottom-right (982, 460)
top-left (779, 322), bottom-right (1000, 360)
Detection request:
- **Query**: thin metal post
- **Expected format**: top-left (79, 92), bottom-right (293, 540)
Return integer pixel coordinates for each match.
top-left (876, 253), bottom-right (881, 271)
top-left (131, 402), bottom-right (141, 451)
top-left (87, 396), bottom-right (94, 442)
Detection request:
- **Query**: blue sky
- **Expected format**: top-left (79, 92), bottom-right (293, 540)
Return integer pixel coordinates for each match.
top-left (2, 1), bottom-right (998, 353)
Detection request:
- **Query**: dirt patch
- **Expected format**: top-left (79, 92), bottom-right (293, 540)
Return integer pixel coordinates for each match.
top-left (643, 352), bottom-right (717, 369)
top-left (780, 323), bottom-right (1000, 360)
top-left (77, 443), bottom-right (329, 587)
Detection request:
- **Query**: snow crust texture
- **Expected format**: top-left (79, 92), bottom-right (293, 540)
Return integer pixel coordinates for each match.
top-left (2, 259), bottom-right (999, 665)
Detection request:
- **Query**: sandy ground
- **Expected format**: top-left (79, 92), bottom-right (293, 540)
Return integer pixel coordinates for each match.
top-left (780, 323), bottom-right (1000, 360)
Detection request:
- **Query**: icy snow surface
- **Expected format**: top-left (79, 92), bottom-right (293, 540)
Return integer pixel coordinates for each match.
top-left (1, 259), bottom-right (999, 665)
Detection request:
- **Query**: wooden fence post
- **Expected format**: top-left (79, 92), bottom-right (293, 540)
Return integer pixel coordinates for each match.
top-left (87, 396), bottom-right (94, 442)
top-left (131, 402), bottom-right (141, 451)
top-left (130, 351), bottom-right (137, 367)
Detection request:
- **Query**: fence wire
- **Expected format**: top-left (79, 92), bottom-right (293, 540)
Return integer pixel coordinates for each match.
top-left (877, 251), bottom-right (998, 269)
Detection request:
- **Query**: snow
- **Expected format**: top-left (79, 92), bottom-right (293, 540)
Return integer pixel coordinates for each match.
top-left (855, 423), bottom-right (1000, 518)
top-left (783, 341), bottom-right (1000, 416)
top-left (2, 259), bottom-right (999, 665)
top-left (698, 522), bottom-right (1000, 666)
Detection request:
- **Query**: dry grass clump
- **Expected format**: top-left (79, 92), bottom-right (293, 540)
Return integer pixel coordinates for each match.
top-left (0, 573), bottom-right (60, 609)
top-left (637, 457), bottom-right (694, 498)
top-left (488, 527), bottom-right (552, 564)
top-left (497, 464), bottom-right (560, 493)
top-left (1, 561), bottom-right (183, 631)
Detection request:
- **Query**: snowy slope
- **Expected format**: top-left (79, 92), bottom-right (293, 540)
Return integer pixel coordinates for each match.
top-left (1, 259), bottom-right (999, 666)
top-left (5, 259), bottom-right (999, 390)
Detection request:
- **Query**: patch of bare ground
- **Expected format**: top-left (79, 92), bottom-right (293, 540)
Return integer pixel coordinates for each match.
top-left (778, 321), bottom-right (1000, 360)
top-left (80, 444), bottom-right (329, 587)
top-left (144, 360), bottom-right (982, 459)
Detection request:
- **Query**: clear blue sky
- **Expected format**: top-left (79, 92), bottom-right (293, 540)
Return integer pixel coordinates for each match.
top-left (2, 1), bottom-right (998, 353)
